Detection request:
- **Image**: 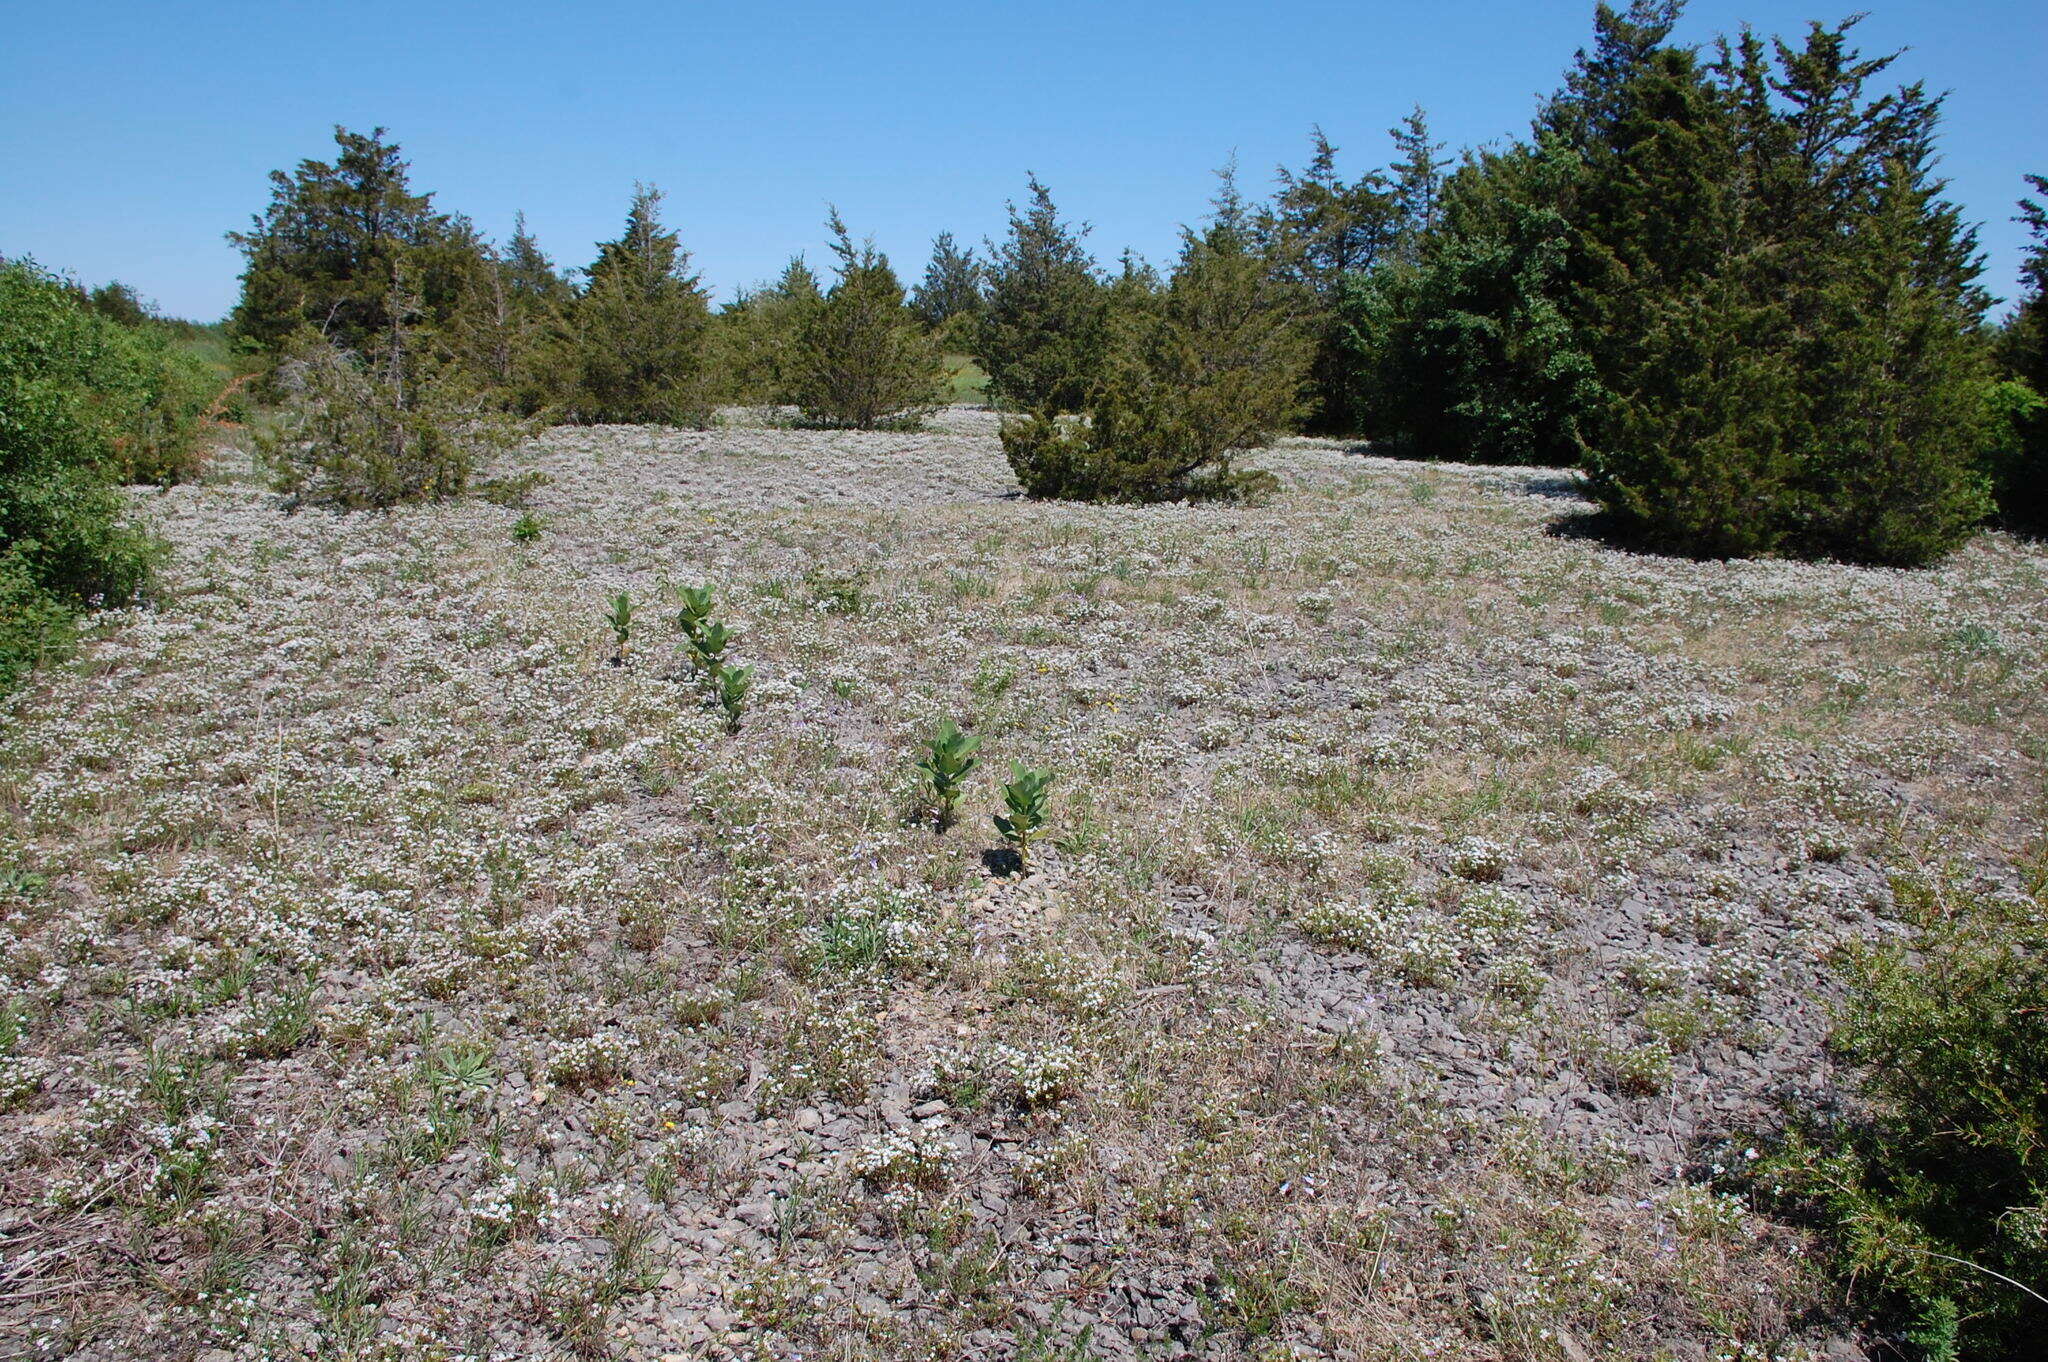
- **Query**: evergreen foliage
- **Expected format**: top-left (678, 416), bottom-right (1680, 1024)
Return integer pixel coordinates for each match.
top-left (437, 212), bottom-right (572, 416)
top-left (259, 265), bottom-right (518, 508)
top-left (1351, 2), bottom-right (1995, 566)
top-left (788, 212), bottom-right (948, 430)
top-left (1746, 875), bottom-right (2048, 1362)
top-left (1387, 106), bottom-right (1453, 262)
top-left (228, 126), bottom-right (479, 357)
top-left (1993, 176), bottom-right (2048, 531)
top-left (909, 232), bottom-right (986, 335)
top-left (1345, 144), bottom-right (1600, 468)
top-left (976, 176), bottom-right (1108, 413)
top-left (1003, 220), bottom-right (1309, 502)
top-left (0, 260), bottom-right (166, 690)
top-left (560, 185), bottom-right (714, 426)
top-left (714, 256), bottom-right (823, 405)
top-left (1253, 131), bottom-right (1398, 435)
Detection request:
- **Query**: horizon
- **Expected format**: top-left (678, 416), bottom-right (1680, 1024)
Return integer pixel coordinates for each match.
top-left (3, 0), bottom-right (2042, 322)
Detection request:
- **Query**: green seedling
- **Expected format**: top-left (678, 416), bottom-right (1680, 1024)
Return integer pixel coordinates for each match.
top-left (917, 719), bottom-right (981, 831)
top-left (994, 762), bottom-right (1055, 872)
top-left (686, 620), bottom-right (733, 674)
top-left (672, 584), bottom-right (715, 640)
top-left (604, 592), bottom-right (634, 664)
top-left (511, 512), bottom-right (543, 542)
top-left (717, 664), bottom-right (753, 733)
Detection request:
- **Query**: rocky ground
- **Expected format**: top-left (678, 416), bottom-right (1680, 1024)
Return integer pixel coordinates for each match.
top-left (2, 410), bottom-right (2044, 1360)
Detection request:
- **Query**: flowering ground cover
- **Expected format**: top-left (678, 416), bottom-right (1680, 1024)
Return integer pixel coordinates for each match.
top-left (3, 410), bottom-right (2044, 1360)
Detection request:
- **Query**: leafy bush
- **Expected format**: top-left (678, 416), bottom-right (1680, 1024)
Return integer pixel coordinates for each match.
top-left (787, 212), bottom-right (948, 430)
top-left (1745, 875), bottom-right (2048, 1359)
top-left (994, 763), bottom-right (1054, 871)
top-left (1003, 222), bottom-right (1308, 502)
top-left (0, 259), bottom-right (163, 691)
top-left (916, 719), bottom-right (981, 831)
top-left (1979, 377), bottom-right (2045, 535)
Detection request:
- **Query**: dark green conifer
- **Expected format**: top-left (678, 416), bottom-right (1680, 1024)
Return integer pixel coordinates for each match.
top-left (1991, 177), bottom-right (2048, 530)
top-left (228, 127), bottom-right (475, 356)
top-left (788, 212), bottom-right (948, 429)
top-left (909, 232), bottom-right (986, 335)
top-left (717, 256), bottom-right (823, 405)
top-left (563, 184), bottom-right (713, 426)
top-left (1003, 216), bottom-right (1309, 501)
top-left (976, 176), bottom-right (1108, 413)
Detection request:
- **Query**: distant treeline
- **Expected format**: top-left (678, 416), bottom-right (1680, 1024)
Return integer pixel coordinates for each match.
top-left (5, 2), bottom-right (2047, 693)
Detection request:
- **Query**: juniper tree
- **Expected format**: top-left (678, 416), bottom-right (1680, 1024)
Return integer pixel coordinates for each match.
top-left (715, 255), bottom-right (822, 404)
top-left (977, 176), bottom-right (1108, 413)
top-left (229, 126), bottom-right (478, 356)
top-left (1992, 176), bottom-right (2048, 531)
top-left (563, 185), bottom-right (713, 426)
top-left (437, 214), bottom-right (572, 414)
top-left (1260, 130), bottom-right (1399, 434)
top-left (1354, 2), bottom-right (1995, 566)
top-left (788, 212), bottom-right (948, 429)
top-left (909, 232), bottom-right (986, 334)
top-left (1003, 217), bottom-right (1309, 501)
top-left (1345, 140), bottom-right (1601, 467)
top-left (260, 262), bottom-right (516, 509)
top-left (1388, 106), bottom-right (1453, 256)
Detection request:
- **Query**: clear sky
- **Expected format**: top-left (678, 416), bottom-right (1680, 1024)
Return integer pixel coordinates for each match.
top-left (2, 1), bottom-right (2041, 321)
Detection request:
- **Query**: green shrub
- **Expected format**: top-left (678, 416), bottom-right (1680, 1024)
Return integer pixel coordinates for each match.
top-left (260, 338), bottom-right (511, 509)
top-left (561, 185), bottom-right (714, 427)
top-left (977, 176), bottom-right (1109, 414)
top-left (1980, 379), bottom-right (2044, 534)
top-left (787, 211), bottom-right (948, 430)
top-left (1003, 222), bottom-right (1307, 502)
top-left (1744, 875), bottom-right (2048, 1359)
top-left (0, 259), bottom-right (162, 691)
top-left (259, 268), bottom-right (518, 510)
top-left (0, 555), bottom-right (78, 694)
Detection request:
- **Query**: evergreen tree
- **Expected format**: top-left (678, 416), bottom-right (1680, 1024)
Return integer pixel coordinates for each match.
top-left (716, 256), bottom-right (823, 405)
top-left (228, 126), bottom-right (477, 355)
top-left (504, 212), bottom-right (572, 308)
top-left (1992, 176), bottom-right (2048, 530)
top-left (909, 232), bottom-right (986, 334)
top-left (1354, 3), bottom-right (1994, 565)
top-left (563, 185), bottom-right (713, 426)
top-left (976, 176), bottom-right (1108, 413)
top-left (1003, 217), bottom-right (1309, 502)
top-left (1346, 141), bottom-right (1601, 466)
top-left (437, 213), bottom-right (570, 414)
top-left (1387, 106), bottom-right (1453, 256)
top-left (262, 262), bottom-right (516, 508)
top-left (789, 212), bottom-right (948, 429)
top-left (1261, 130), bottom-right (1398, 434)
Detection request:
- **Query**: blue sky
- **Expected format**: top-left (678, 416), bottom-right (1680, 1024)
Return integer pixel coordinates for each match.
top-left (3, 1), bottom-right (2041, 321)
